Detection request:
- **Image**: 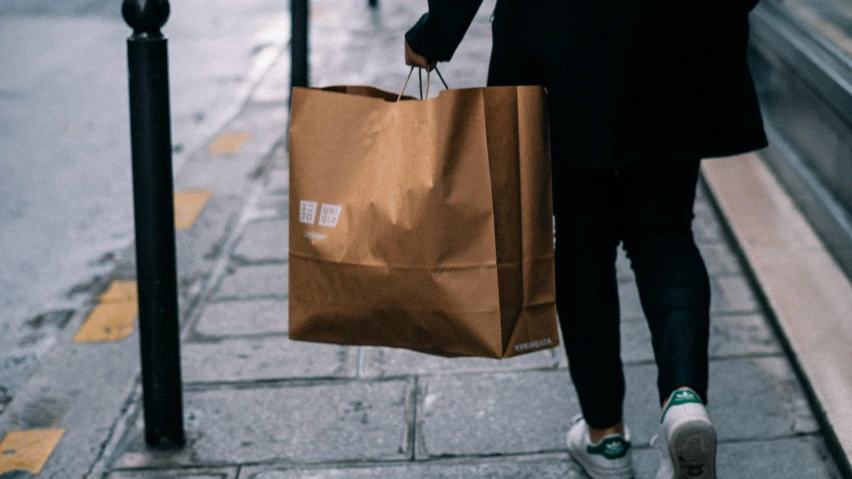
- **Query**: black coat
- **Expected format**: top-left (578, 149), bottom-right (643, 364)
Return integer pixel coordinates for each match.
top-left (406, 0), bottom-right (768, 169)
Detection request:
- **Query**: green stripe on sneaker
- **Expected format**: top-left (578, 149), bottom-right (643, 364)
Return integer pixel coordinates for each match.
top-left (586, 436), bottom-right (631, 460)
top-left (661, 389), bottom-right (702, 423)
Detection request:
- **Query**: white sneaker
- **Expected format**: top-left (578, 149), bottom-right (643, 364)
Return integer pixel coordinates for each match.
top-left (652, 389), bottom-right (717, 479)
top-left (566, 415), bottom-right (634, 479)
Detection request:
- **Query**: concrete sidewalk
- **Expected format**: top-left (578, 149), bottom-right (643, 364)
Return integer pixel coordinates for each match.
top-left (0, 0), bottom-right (845, 477)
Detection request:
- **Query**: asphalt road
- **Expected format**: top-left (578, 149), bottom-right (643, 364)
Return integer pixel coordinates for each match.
top-left (0, 0), bottom-right (290, 413)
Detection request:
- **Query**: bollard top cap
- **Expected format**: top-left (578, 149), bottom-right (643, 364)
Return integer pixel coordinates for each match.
top-left (123, 0), bottom-right (170, 34)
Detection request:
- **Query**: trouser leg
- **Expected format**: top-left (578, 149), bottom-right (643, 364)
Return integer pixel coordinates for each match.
top-left (488, 11), bottom-right (629, 426)
top-left (619, 160), bottom-right (711, 405)
top-left (554, 166), bottom-right (624, 429)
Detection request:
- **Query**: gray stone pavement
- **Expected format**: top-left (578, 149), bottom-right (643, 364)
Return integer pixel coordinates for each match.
top-left (1, 0), bottom-right (845, 478)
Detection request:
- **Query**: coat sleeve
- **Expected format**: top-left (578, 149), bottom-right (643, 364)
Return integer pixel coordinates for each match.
top-left (405, 0), bottom-right (485, 62)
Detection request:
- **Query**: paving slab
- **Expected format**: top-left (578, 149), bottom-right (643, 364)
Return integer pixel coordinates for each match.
top-left (113, 380), bottom-right (413, 468)
top-left (615, 247), bottom-right (634, 281)
top-left (633, 436), bottom-right (840, 478)
top-left (695, 182), bottom-right (708, 200)
top-left (416, 370), bottom-right (579, 458)
top-left (214, 265), bottom-right (288, 300)
top-left (176, 196), bottom-right (244, 287)
top-left (360, 346), bottom-right (560, 378)
top-left (239, 454), bottom-right (582, 479)
top-left (175, 156), bottom-right (264, 196)
top-left (232, 219), bottom-right (288, 263)
top-left (192, 300), bottom-right (289, 337)
top-left (707, 313), bottom-right (782, 358)
top-left (181, 337), bottom-right (356, 383)
top-left (694, 201), bottom-right (725, 245)
top-left (618, 280), bottom-right (644, 320)
top-left (472, 358), bottom-right (819, 454)
top-left (710, 275), bottom-right (760, 314)
top-left (266, 144), bottom-right (289, 170)
top-left (623, 357), bottom-right (819, 446)
top-left (226, 103), bottom-right (287, 147)
top-left (252, 52), bottom-right (292, 105)
top-left (253, 195), bottom-right (289, 221)
top-left (236, 436), bottom-right (842, 478)
top-left (223, 103), bottom-right (288, 158)
top-left (107, 468), bottom-right (238, 479)
top-left (620, 313), bottom-right (783, 364)
top-left (699, 242), bottom-right (742, 276)
top-left (265, 169), bottom-right (289, 195)
top-left (0, 329), bottom-right (142, 478)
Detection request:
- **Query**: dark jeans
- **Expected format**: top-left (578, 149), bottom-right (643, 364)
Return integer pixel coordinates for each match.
top-left (484, 5), bottom-right (711, 428)
top-left (554, 160), bottom-right (711, 429)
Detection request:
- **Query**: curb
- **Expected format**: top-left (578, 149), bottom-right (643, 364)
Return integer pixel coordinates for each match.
top-left (702, 154), bottom-right (852, 478)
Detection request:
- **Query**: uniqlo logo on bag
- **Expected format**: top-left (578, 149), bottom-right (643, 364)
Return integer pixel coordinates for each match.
top-left (300, 201), bottom-right (318, 224)
top-left (318, 204), bottom-right (342, 227)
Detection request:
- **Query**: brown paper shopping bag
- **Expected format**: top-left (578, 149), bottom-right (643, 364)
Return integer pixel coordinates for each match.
top-left (288, 79), bottom-right (558, 359)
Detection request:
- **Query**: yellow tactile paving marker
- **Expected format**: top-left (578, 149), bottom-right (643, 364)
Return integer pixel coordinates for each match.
top-left (207, 131), bottom-right (252, 155)
top-left (0, 429), bottom-right (65, 475)
top-left (74, 281), bottom-right (139, 343)
top-left (98, 280), bottom-right (138, 303)
top-left (174, 189), bottom-right (212, 230)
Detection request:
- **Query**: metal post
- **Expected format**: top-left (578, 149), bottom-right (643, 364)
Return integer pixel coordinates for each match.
top-left (292, 0), bottom-right (309, 88)
top-left (368, 0), bottom-right (377, 7)
top-left (122, 0), bottom-right (185, 449)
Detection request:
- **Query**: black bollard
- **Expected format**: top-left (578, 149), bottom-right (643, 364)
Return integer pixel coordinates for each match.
top-left (122, 0), bottom-right (185, 449)
top-left (369, 0), bottom-right (378, 7)
top-left (292, 0), bottom-right (309, 88)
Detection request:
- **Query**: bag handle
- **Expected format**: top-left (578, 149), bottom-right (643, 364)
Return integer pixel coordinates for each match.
top-left (397, 66), bottom-right (449, 102)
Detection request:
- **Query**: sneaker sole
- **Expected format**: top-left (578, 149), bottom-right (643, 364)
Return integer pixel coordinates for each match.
top-left (668, 419), bottom-right (716, 479)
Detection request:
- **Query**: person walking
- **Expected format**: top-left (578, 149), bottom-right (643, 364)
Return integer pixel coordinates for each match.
top-left (403, 1), bottom-right (767, 478)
